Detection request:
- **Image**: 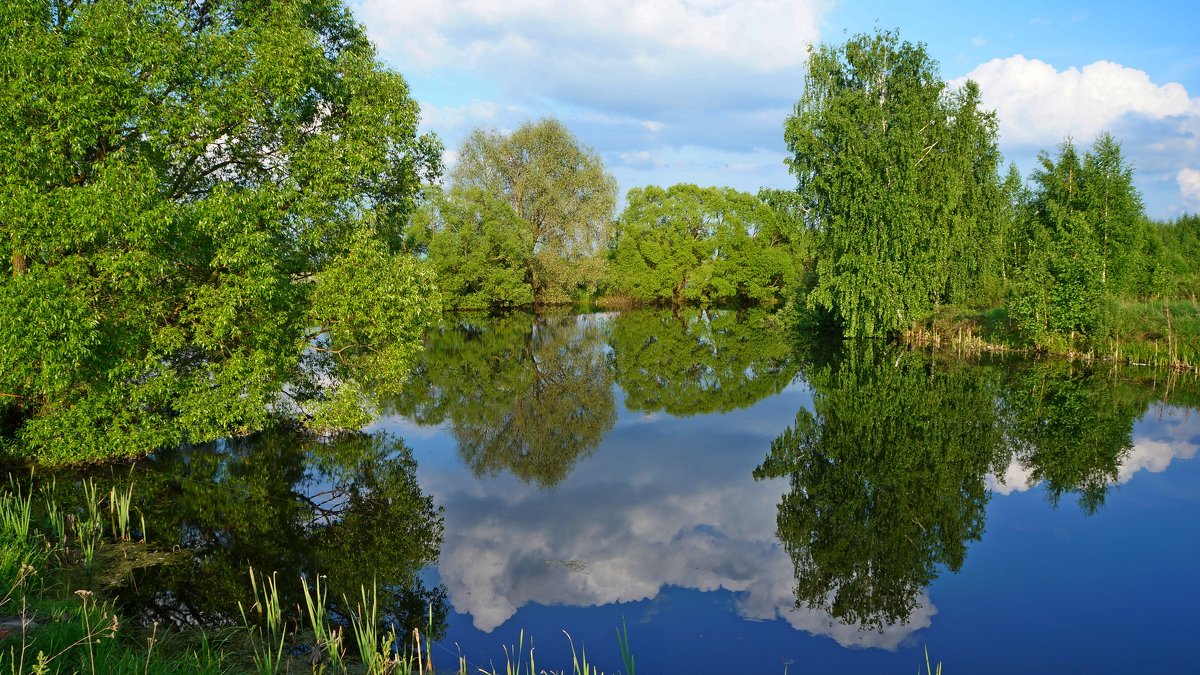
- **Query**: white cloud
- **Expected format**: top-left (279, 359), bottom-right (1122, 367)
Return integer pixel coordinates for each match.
top-left (958, 56), bottom-right (1199, 146)
top-left (1179, 168), bottom-right (1200, 208)
top-left (955, 56), bottom-right (1200, 216)
top-left (357, 0), bottom-right (824, 75)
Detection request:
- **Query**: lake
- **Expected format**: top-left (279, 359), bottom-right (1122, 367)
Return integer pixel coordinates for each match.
top-left (70, 308), bottom-right (1200, 673)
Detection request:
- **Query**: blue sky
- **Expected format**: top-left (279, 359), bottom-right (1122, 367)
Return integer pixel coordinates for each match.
top-left (349, 0), bottom-right (1200, 219)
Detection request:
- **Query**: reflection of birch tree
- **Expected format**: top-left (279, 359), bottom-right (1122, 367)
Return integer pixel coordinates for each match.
top-left (755, 343), bottom-right (1007, 629)
top-left (1003, 361), bottom-right (1142, 513)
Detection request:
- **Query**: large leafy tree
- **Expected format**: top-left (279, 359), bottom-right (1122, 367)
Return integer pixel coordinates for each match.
top-left (785, 30), bottom-right (1004, 337)
top-left (0, 0), bottom-right (441, 464)
top-left (609, 185), bottom-right (797, 305)
top-left (442, 118), bottom-right (618, 306)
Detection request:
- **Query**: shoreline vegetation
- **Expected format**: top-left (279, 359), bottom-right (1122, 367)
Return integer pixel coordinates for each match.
top-left (3, 2), bottom-right (1199, 465)
top-left (0, 474), bottom-right (642, 675)
top-left (902, 298), bottom-right (1200, 372)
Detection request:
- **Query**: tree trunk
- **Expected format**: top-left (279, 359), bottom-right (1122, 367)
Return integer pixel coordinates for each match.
top-left (11, 250), bottom-right (26, 276)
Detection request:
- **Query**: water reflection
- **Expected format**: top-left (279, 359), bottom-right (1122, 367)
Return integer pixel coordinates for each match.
top-left (755, 343), bottom-right (1007, 629)
top-left (611, 308), bottom-right (798, 416)
top-left (390, 313), bottom-right (616, 488)
top-left (76, 429), bottom-right (447, 637)
top-left (1003, 361), bottom-right (1150, 512)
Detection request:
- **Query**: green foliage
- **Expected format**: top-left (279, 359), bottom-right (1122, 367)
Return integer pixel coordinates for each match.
top-left (609, 185), bottom-right (798, 305)
top-left (391, 313), bottom-right (616, 487)
top-left (437, 118), bottom-right (618, 306)
top-left (0, 0), bottom-right (441, 464)
top-left (785, 30), bottom-right (1005, 337)
top-left (754, 343), bottom-right (1007, 628)
top-left (422, 187), bottom-right (534, 309)
top-left (1009, 136), bottom-right (1145, 347)
top-left (1003, 361), bottom-right (1141, 513)
top-left (55, 430), bottom-right (448, 640)
top-left (611, 308), bottom-right (798, 416)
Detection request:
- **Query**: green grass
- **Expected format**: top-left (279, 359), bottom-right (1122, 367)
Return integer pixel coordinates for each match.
top-left (908, 297), bottom-right (1200, 372)
top-left (1108, 298), bottom-right (1200, 370)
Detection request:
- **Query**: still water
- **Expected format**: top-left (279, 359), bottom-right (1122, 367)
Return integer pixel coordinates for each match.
top-left (79, 309), bottom-right (1200, 673)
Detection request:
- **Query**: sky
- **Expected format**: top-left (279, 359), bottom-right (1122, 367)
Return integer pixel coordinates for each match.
top-left (349, 0), bottom-right (1200, 220)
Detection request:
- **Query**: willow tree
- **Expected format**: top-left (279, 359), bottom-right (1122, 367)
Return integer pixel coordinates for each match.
top-left (785, 30), bottom-right (1004, 337)
top-left (446, 118), bottom-right (618, 305)
top-left (0, 0), bottom-right (441, 464)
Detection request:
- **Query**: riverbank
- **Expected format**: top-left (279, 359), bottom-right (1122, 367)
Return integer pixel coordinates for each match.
top-left (904, 299), bottom-right (1200, 372)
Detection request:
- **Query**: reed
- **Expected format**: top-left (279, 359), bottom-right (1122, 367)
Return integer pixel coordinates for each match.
top-left (238, 568), bottom-right (287, 675)
top-left (108, 483), bottom-right (135, 542)
top-left (301, 573), bottom-right (344, 670)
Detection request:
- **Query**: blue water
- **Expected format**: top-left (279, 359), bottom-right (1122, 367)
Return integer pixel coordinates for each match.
top-left (370, 320), bottom-right (1200, 674)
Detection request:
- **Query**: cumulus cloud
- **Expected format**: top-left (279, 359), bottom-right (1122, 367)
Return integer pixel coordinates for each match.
top-left (357, 0), bottom-right (823, 76)
top-left (354, 0), bottom-right (824, 177)
top-left (955, 56), bottom-right (1200, 216)
top-left (1179, 168), bottom-right (1200, 208)
top-left (958, 56), bottom-right (1199, 146)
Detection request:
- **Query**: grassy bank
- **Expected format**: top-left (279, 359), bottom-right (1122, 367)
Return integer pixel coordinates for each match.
top-left (905, 299), bottom-right (1200, 371)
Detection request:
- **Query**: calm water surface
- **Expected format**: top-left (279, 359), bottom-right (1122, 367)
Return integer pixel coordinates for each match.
top-left (74, 309), bottom-right (1200, 673)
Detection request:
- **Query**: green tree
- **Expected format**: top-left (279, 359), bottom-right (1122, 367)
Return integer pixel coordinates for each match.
top-left (442, 119), bottom-right (618, 305)
top-left (421, 186), bottom-right (534, 309)
top-left (390, 313), bottom-right (616, 487)
top-left (1009, 137), bottom-right (1146, 345)
top-left (0, 0), bottom-right (441, 464)
top-left (1082, 133), bottom-right (1145, 294)
top-left (784, 30), bottom-right (1004, 337)
top-left (754, 343), bottom-right (1008, 628)
top-left (611, 308), bottom-right (797, 416)
top-left (609, 185), bottom-right (797, 305)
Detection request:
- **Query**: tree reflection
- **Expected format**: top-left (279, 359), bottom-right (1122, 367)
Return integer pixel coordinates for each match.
top-left (392, 313), bottom-right (616, 487)
top-left (1002, 361), bottom-right (1143, 513)
top-left (611, 308), bottom-right (797, 416)
top-left (755, 343), bottom-right (1008, 629)
top-left (93, 429), bottom-right (446, 638)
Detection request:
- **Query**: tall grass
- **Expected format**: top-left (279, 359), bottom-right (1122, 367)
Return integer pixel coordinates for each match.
top-left (239, 568), bottom-right (287, 675)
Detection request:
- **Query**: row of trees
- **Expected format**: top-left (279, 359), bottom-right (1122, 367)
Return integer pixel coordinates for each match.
top-left (407, 120), bottom-right (805, 310)
top-left (786, 29), bottom-right (1200, 345)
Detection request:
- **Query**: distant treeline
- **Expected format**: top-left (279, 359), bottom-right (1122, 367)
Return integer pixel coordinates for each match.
top-left (416, 31), bottom-right (1200, 357)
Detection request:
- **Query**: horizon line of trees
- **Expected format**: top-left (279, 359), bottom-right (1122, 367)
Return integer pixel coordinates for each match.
top-left (415, 30), bottom-right (1200, 353)
top-left (3, 0), bottom-right (1196, 466)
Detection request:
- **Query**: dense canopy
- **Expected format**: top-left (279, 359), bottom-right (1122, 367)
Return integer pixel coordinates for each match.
top-left (0, 0), bottom-right (441, 464)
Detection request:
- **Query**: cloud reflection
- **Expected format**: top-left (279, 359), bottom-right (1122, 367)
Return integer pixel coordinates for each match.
top-left (988, 405), bottom-right (1200, 495)
top-left (381, 389), bottom-right (934, 650)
